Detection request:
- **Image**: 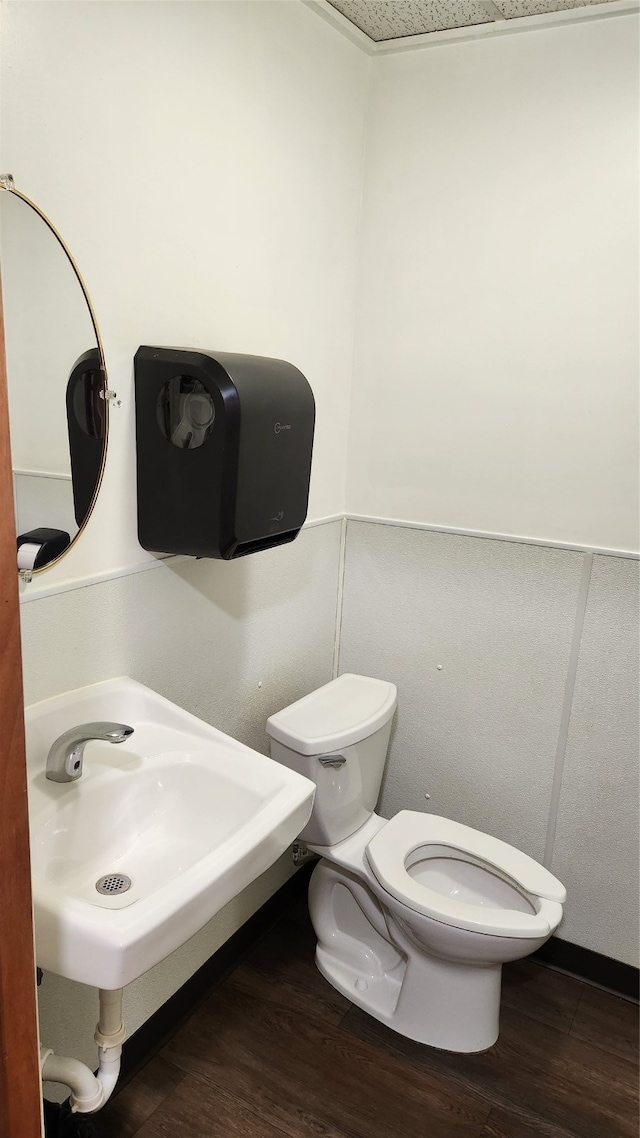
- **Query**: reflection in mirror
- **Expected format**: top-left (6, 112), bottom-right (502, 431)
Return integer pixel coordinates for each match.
top-left (66, 347), bottom-right (106, 524)
top-left (0, 176), bottom-right (109, 578)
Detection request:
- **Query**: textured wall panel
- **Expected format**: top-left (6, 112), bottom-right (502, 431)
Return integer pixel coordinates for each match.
top-left (339, 522), bottom-right (584, 861)
top-left (21, 521), bottom-right (342, 1085)
top-left (550, 556), bottom-right (639, 965)
top-left (21, 522), bottom-right (342, 756)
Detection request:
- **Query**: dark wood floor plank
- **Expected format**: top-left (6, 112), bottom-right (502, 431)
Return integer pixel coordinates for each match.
top-left (479, 1105), bottom-right (577, 1138)
top-left (570, 983), bottom-right (639, 1063)
top-left (134, 1072), bottom-right (295, 1138)
top-left (501, 959), bottom-right (584, 1033)
top-left (102, 899), bottom-right (639, 1138)
top-left (230, 913), bottom-right (352, 1027)
top-left (161, 980), bottom-right (489, 1138)
top-left (96, 1054), bottom-right (186, 1138)
top-left (287, 891), bottom-right (314, 928)
top-left (341, 1000), bottom-right (639, 1138)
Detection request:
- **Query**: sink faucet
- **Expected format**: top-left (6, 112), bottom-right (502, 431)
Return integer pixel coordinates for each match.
top-left (45, 722), bottom-right (134, 783)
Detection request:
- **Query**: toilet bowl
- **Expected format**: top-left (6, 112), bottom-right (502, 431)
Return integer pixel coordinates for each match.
top-left (267, 674), bottom-right (566, 1053)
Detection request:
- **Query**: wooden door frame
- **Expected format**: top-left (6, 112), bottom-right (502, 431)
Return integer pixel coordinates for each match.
top-left (0, 271), bottom-right (43, 1136)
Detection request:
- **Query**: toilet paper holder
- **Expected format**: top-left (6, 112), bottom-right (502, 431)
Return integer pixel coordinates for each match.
top-left (17, 527), bottom-right (71, 576)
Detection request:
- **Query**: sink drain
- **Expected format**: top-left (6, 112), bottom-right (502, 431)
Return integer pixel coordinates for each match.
top-left (95, 873), bottom-right (132, 896)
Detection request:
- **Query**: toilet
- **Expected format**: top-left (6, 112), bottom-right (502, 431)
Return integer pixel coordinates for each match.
top-left (266, 673), bottom-right (566, 1053)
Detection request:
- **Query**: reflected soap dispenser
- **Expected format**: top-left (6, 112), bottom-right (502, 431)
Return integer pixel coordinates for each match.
top-left (134, 346), bottom-right (315, 560)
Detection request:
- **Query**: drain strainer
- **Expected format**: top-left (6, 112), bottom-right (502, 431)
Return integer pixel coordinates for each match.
top-left (95, 873), bottom-right (132, 896)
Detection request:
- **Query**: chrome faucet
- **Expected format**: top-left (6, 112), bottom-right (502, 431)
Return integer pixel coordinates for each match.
top-left (45, 722), bottom-right (134, 783)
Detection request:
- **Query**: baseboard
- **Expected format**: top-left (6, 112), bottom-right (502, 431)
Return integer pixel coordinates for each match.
top-left (117, 862), bottom-right (314, 1088)
top-left (533, 936), bottom-right (639, 1001)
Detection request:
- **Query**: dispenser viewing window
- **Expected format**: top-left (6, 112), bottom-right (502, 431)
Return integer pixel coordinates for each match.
top-left (134, 346), bottom-right (315, 559)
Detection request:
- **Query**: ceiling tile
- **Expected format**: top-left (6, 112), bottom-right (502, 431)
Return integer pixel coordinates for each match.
top-left (325, 0), bottom-right (622, 41)
top-left (325, 1), bottom-right (494, 41)
top-left (497, 0), bottom-right (619, 16)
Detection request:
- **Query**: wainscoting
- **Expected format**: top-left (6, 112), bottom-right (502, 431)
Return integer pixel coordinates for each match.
top-left (27, 520), bottom-right (343, 1091)
top-left (30, 515), bottom-right (639, 1103)
top-left (338, 520), bottom-right (639, 966)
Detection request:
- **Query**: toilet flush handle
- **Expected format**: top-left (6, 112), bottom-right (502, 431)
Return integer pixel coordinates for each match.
top-left (319, 754), bottom-right (347, 770)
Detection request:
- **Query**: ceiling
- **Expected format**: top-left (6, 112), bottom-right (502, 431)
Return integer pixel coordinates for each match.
top-left (324, 0), bottom-right (622, 41)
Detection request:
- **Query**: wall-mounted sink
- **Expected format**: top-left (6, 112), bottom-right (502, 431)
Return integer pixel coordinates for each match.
top-left (25, 678), bottom-right (314, 989)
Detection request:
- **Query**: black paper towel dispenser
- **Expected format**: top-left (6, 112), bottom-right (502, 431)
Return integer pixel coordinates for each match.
top-left (134, 346), bottom-right (315, 559)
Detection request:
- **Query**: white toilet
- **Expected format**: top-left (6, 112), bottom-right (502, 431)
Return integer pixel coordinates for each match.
top-left (266, 673), bottom-right (566, 1053)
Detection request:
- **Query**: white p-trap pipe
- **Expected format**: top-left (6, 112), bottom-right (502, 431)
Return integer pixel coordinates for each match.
top-left (41, 988), bottom-right (126, 1114)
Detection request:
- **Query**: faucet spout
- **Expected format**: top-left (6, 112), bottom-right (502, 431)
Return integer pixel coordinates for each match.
top-left (45, 722), bottom-right (134, 783)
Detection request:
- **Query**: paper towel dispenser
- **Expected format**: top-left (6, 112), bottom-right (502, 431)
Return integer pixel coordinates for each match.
top-left (134, 346), bottom-right (315, 559)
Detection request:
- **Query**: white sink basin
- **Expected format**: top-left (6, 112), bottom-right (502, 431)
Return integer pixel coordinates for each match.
top-left (25, 678), bottom-right (314, 989)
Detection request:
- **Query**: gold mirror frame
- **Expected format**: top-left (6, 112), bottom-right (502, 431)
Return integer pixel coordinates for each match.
top-left (0, 175), bottom-right (110, 581)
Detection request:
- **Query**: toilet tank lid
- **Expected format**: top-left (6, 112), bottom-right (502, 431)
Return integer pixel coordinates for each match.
top-left (266, 674), bottom-right (397, 756)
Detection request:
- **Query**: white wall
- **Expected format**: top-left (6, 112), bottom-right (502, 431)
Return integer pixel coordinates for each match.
top-left (339, 11), bottom-right (639, 968)
top-left (347, 15), bottom-right (639, 554)
top-left (2, 3), bottom-right (637, 1091)
top-left (0, 0), bottom-right (368, 1096)
top-left (1, 0), bottom-right (370, 591)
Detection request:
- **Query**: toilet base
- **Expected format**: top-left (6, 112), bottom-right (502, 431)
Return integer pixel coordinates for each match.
top-left (315, 940), bottom-right (501, 1053)
top-left (316, 944), bottom-right (403, 1024)
top-left (309, 860), bottom-right (502, 1052)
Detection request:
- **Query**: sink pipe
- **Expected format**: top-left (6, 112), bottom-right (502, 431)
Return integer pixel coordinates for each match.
top-left (40, 988), bottom-right (126, 1113)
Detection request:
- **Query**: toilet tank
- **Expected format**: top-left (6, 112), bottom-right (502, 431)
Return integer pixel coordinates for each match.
top-left (266, 674), bottom-right (397, 846)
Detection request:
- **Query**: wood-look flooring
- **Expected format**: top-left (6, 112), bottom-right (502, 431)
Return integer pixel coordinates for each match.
top-left (97, 901), bottom-right (639, 1138)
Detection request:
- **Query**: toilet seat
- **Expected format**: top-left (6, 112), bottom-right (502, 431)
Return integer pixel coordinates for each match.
top-left (365, 812), bottom-right (566, 939)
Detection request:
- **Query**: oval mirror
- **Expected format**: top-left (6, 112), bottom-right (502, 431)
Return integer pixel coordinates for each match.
top-left (0, 175), bottom-right (109, 578)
